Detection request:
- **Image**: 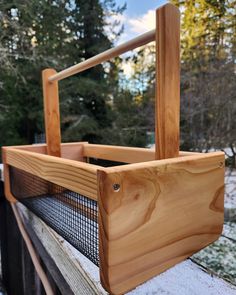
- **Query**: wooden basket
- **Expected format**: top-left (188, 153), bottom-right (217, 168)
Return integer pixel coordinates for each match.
top-left (2, 4), bottom-right (224, 295)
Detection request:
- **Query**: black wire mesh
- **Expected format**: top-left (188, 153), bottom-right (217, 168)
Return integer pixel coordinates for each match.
top-left (9, 166), bottom-right (99, 266)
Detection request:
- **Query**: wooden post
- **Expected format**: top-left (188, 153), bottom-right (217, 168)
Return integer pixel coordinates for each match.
top-left (155, 4), bottom-right (180, 159)
top-left (42, 69), bottom-right (61, 157)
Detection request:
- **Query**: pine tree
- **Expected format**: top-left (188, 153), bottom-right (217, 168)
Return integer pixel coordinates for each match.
top-left (171, 0), bottom-right (236, 151)
top-left (62, 0), bottom-right (126, 143)
top-left (62, 0), bottom-right (111, 142)
top-left (0, 0), bottom-right (125, 150)
top-left (0, 1), bottom-right (72, 146)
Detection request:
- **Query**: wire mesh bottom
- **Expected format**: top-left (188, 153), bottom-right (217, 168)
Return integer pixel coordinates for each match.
top-left (9, 166), bottom-right (99, 266)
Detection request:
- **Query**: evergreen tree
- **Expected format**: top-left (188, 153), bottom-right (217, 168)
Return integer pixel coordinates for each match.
top-left (62, 0), bottom-right (123, 143)
top-left (114, 1), bottom-right (236, 151)
top-left (0, 0), bottom-right (125, 150)
top-left (171, 0), bottom-right (236, 151)
top-left (0, 1), bottom-right (72, 146)
top-left (111, 44), bottom-right (156, 147)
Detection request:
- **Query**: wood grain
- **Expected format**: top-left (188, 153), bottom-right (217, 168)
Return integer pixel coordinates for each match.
top-left (61, 143), bottom-right (85, 161)
top-left (83, 144), bottom-right (198, 163)
top-left (5, 148), bottom-right (101, 200)
top-left (42, 69), bottom-right (61, 157)
top-left (4, 143), bottom-right (197, 164)
top-left (98, 152), bottom-right (225, 294)
top-left (83, 144), bottom-right (155, 163)
top-left (155, 4), bottom-right (180, 159)
top-left (3, 142), bottom-right (87, 161)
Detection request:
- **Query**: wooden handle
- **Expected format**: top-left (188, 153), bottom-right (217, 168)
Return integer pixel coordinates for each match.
top-left (48, 30), bottom-right (155, 82)
top-left (42, 69), bottom-right (61, 157)
top-left (42, 3), bottom-right (180, 161)
top-left (155, 4), bottom-right (180, 159)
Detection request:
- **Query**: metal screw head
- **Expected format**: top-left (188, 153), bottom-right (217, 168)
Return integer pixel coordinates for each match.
top-left (113, 183), bottom-right (120, 192)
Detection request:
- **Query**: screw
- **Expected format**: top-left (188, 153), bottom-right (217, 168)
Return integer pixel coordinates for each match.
top-left (113, 183), bottom-right (120, 192)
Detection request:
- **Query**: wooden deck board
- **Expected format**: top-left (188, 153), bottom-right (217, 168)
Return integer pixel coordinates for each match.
top-left (17, 202), bottom-right (236, 295)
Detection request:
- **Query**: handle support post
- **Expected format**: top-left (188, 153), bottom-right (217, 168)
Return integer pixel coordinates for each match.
top-left (155, 4), bottom-right (180, 159)
top-left (42, 69), bottom-right (61, 157)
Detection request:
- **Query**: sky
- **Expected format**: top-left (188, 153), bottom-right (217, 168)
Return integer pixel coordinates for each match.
top-left (114, 0), bottom-right (167, 43)
top-left (110, 1), bottom-right (167, 78)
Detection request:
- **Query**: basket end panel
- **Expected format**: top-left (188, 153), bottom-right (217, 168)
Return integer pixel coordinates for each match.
top-left (97, 153), bottom-right (225, 295)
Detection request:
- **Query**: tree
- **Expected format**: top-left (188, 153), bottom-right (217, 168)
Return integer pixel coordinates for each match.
top-left (115, 0), bottom-right (236, 152)
top-left (0, 0), bottom-right (125, 151)
top-left (62, 0), bottom-right (125, 143)
top-left (171, 0), bottom-right (236, 152)
top-left (0, 1), bottom-right (72, 147)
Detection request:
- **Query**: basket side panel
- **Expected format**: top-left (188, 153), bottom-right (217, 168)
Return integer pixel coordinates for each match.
top-left (8, 165), bottom-right (99, 266)
top-left (98, 153), bottom-right (225, 295)
top-left (2, 142), bottom-right (87, 162)
top-left (2, 146), bottom-right (100, 265)
top-left (4, 148), bottom-right (98, 200)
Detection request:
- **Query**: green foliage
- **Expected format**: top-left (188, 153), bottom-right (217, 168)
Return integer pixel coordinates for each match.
top-left (115, 0), bottom-right (236, 153)
top-left (1, 0), bottom-right (235, 157)
top-left (114, 44), bottom-right (156, 147)
top-left (0, 0), bottom-right (126, 151)
top-left (171, 0), bottom-right (236, 152)
top-left (112, 89), bottom-right (150, 147)
top-left (192, 222), bottom-right (236, 285)
top-left (172, 0), bottom-right (235, 64)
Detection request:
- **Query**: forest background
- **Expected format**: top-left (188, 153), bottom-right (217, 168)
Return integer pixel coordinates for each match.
top-left (0, 0), bottom-right (235, 166)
